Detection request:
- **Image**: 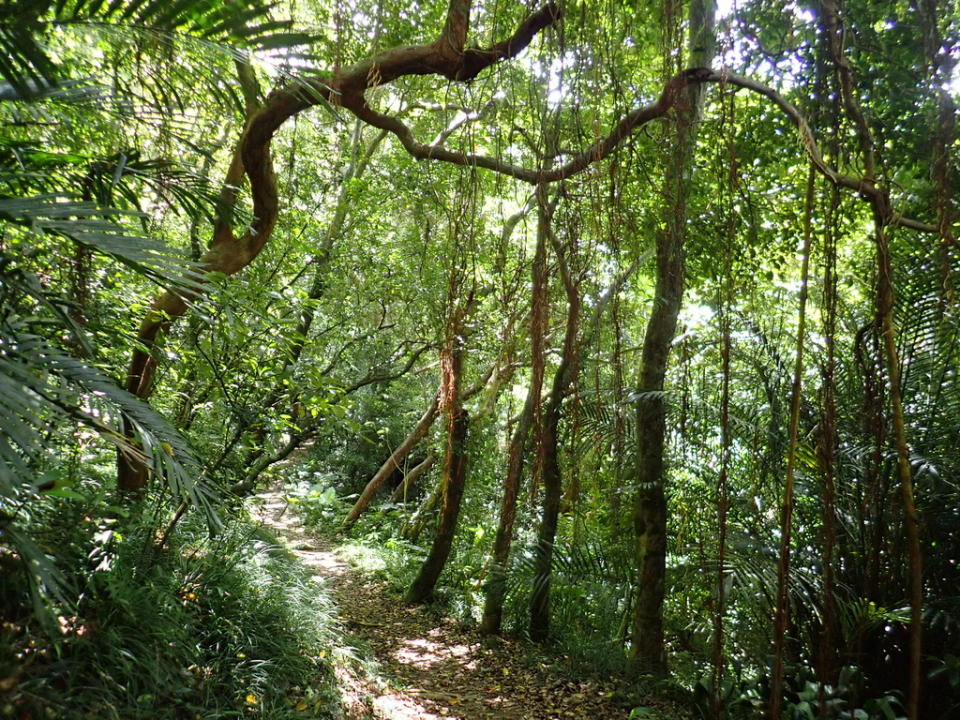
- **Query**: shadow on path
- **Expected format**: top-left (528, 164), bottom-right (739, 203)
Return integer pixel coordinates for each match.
top-left (252, 490), bottom-right (657, 720)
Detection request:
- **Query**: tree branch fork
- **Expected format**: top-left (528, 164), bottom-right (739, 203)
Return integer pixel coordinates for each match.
top-left (118, 0), bottom-right (942, 491)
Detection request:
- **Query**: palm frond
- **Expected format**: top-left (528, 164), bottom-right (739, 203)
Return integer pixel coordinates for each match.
top-left (0, 318), bottom-right (215, 513)
top-left (0, 194), bottom-right (205, 293)
top-left (0, 0), bottom-right (308, 96)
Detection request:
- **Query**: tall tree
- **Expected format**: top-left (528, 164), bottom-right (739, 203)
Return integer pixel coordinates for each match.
top-left (629, 0), bottom-right (716, 674)
top-left (529, 202), bottom-right (582, 642)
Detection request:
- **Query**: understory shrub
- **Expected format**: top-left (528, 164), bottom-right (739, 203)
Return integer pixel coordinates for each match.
top-left (1, 500), bottom-right (341, 719)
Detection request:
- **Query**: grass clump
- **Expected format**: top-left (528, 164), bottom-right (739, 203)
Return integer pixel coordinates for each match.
top-left (1, 499), bottom-right (343, 719)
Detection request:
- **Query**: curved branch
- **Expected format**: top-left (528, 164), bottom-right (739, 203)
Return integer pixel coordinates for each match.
top-left (346, 67), bottom-right (938, 232)
top-left (711, 71), bottom-right (937, 232)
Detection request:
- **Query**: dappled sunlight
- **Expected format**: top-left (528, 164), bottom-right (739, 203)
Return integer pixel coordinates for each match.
top-left (393, 636), bottom-right (473, 668)
top-left (372, 692), bottom-right (449, 720)
top-left (249, 486), bottom-right (644, 720)
top-left (293, 548), bottom-right (350, 576)
top-left (250, 490), bottom-right (350, 579)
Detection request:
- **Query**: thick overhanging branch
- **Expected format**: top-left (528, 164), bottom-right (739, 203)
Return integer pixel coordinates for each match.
top-left (341, 66), bottom-right (938, 232)
top-left (122, 0), bottom-right (942, 495)
top-left (121, 4), bottom-right (562, 406)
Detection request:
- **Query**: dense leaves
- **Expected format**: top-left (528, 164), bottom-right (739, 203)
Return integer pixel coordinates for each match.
top-left (1, 0), bottom-right (959, 718)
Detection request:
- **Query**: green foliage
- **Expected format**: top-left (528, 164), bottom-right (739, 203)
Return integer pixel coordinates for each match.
top-left (288, 480), bottom-right (350, 528)
top-left (690, 674), bottom-right (758, 720)
top-left (781, 666), bottom-right (907, 720)
top-left (3, 0), bottom-right (960, 715)
top-left (3, 509), bottom-right (341, 719)
top-left (0, 0), bottom-right (305, 98)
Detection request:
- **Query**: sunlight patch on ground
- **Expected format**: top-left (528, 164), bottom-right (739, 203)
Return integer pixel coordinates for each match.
top-left (292, 548), bottom-right (349, 576)
top-left (393, 637), bottom-right (473, 668)
top-left (372, 692), bottom-right (451, 720)
top-left (248, 490), bottom-right (350, 579)
top-left (337, 541), bottom-right (388, 572)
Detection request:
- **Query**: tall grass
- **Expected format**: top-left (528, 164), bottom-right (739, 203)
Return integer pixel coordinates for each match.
top-left (2, 496), bottom-right (342, 719)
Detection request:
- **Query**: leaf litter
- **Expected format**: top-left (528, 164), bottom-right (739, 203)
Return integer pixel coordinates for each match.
top-left (255, 490), bottom-right (683, 720)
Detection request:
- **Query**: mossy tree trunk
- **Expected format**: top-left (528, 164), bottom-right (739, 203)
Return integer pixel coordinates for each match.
top-left (629, 0), bottom-right (715, 674)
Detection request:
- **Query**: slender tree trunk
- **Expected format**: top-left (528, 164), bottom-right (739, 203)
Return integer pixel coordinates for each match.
top-left (711, 109), bottom-right (736, 718)
top-left (343, 393), bottom-right (440, 530)
top-left (712, 290), bottom-right (731, 720)
top-left (818, 179), bottom-right (841, 712)
top-left (390, 451), bottom-right (438, 503)
top-left (529, 224), bottom-right (581, 643)
top-left (875, 219), bottom-right (924, 720)
top-left (815, 71), bottom-right (843, 699)
top-left (406, 341), bottom-right (468, 603)
top-left (629, 0), bottom-right (715, 674)
top-left (479, 183), bottom-right (552, 635)
top-left (770, 164), bottom-right (816, 719)
top-left (402, 479), bottom-right (443, 541)
top-left (480, 382), bottom-right (536, 634)
top-left (405, 230), bottom-right (472, 603)
top-left (855, 321), bottom-right (886, 603)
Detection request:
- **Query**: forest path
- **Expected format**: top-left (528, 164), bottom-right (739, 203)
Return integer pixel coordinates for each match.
top-left (252, 489), bottom-right (649, 720)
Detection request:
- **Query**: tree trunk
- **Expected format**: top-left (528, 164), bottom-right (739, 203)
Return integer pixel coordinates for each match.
top-left (406, 343), bottom-right (468, 603)
top-left (479, 184), bottom-right (552, 635)
top-left (769, 164), bottom-right (816, 719)
top-left (817, 178), bottom-right (841, 710)
top-left (406, 265), bottom-right (470, 603)
top-left (390, 451), bottom-right (438, 503)
top-left (343, 393), bottom-right (440, 530)
top-left (629, 0), bottom-right (715, 674)
top-left (479, 385), bottom-right (536, 634)
top-left (529, 214), bottom-right (580, 643)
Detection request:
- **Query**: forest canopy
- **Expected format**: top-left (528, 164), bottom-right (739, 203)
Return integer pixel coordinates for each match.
top-left (1, 0), bottom-right (958, 718)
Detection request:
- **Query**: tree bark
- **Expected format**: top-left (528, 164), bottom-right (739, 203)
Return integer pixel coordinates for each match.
top-left (479, 378), bottom-right (537, 634)
top-left (529, 222), bottom-right (580, 643)
top-left (629, 0), bottom-right (715, 675)
top-left (817, 177), bottom-right (841, 710)
top-left (406, 340), bottom-right (468, 603)
top-left (478, 186), bottom-right (552, 634)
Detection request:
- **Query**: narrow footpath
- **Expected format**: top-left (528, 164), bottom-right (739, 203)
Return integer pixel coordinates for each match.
top-left (253, 490), bottom-right (678, 720)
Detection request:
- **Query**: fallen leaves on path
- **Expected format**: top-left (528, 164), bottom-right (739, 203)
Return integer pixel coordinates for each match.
top-left (255, 492), bottom-right (677, 720)
top-left (333, 572), bottom-right (636, 720)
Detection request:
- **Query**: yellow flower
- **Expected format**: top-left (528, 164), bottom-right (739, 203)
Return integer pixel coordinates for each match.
top-left (245, 693), bottom-right (257, 704)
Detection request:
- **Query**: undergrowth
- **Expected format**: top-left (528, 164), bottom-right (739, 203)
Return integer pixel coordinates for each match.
top-left (1, 494), bottom-right (342, 719)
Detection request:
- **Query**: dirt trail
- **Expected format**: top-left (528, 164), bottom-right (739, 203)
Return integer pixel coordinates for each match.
top-left (253, 490), bottom-right (656, 720)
